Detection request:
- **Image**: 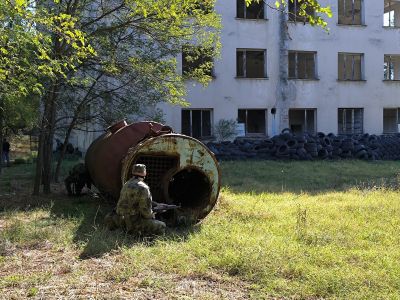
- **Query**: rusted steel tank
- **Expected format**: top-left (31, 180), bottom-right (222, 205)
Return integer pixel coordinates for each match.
top-left (85, 120), bottom-right (221, 223)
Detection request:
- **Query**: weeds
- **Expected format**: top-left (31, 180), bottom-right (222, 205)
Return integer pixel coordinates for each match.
top-left (1, 160), bottom-right (400, 298)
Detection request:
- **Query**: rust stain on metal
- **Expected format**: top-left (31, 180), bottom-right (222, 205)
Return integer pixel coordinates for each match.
top-left (86, 121), bottom-right (221, 225)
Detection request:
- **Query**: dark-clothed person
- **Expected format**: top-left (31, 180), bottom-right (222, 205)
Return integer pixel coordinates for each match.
top-left (2, 138), bottom-right (10, 166)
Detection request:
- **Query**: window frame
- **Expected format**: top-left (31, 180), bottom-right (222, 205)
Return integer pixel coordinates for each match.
top-left (288, 51), bottom-right (318, 80)
top-left (182, 46), bottom-right (214, 78)
top-left (236, 49), bottom-right (268, 79)
top-left (338, 52), bottom-right (365, 81)
top-left (237, 109), bottom-right (267, 136)
top-left (384, 54), bottom-right (400, 80)
top-left (288, 0), bottom-right (315, 23)
top-left (383, 108), bottom-right (400, 133)
top-left (288, 108), bottom-right (317, 134)
top-left (236, 0), bottom-right (266, 20)
top-left (338, 108), bottom-right (364, 135)
top-left (337, 0), bottom-right (364, 25)
top-left (181, 108), bottom-right (213, 139)
top-left (383, 0), bottom-right (399, 28)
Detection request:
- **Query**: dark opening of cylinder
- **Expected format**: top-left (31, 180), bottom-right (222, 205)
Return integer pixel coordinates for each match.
top-left (168, 168), bottom-right (211, 209)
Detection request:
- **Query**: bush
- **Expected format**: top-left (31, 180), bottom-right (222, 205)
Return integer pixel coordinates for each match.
top-left (13, 158), bottom-right (26, 164)
top-left (214, 119), bottom-right (237, 142)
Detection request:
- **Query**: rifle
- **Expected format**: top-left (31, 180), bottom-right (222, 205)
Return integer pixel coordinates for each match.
top-left (153, 203), bottom-right (181, 213)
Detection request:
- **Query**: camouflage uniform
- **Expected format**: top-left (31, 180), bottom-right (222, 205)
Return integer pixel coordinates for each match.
top-left (116, 177), bottom-right (166, 235)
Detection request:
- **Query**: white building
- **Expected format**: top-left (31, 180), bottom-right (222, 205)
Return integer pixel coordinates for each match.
top-left (160, 0), bottom-right (400, 139)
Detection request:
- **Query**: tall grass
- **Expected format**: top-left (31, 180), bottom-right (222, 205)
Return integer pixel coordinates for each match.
top-left (1, 160), bottom-right (400, 298)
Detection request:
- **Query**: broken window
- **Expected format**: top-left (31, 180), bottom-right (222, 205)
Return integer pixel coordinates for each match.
top-left (384, 55), bottom-right (400, 80)
top-left (289, 109), bottom-right (316, 134)
top-left (288, 51), bottom-right (317, 79)
top-left (236, 49), bottom-right (267, 78)
top-left (338, 0), bottom-right (363, 25)
top-left (181, 109), bottom-right (212, 139)
top-left (338, 108), bottom-right (363, 135)
top-left (238, 109), bottom-right (267, 135)
top-left (288, 0), bottom-right (314, 22)
top-left (338, 53), bottom-right (363, 80)
top-left (237, 0), bottom-right (265, 19)
top-left (384, 0), bottom-right (399, 27)
top-left (182, 46), bottom-right (213, 77)
top-left (383, 108), bottom-right (400, 133)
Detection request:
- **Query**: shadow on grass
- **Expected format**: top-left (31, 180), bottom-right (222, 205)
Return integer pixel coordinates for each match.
top-left (48, 195), bottom-right (201, 259)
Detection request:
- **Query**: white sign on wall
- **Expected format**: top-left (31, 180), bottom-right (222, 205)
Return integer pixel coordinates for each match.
top-left (236, 123), bottom-right (246, 137)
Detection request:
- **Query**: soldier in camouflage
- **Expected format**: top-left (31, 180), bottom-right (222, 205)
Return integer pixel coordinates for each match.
top-left (113, 164), bottom-right (166, 235)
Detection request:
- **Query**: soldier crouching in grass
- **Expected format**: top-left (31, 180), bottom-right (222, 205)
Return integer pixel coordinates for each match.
top-left (105, 164), bottom-right (167, 236)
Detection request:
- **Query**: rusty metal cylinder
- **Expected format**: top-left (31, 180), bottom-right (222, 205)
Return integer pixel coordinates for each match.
top-left (85, 121), bottom-right (221, 223)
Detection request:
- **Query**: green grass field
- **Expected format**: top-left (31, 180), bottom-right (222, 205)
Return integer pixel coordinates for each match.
top-left (1, 160), bottom-right (400, 299)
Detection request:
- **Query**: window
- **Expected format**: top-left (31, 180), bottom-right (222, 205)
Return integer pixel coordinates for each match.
top-left (236, 49), bottom-right (267, 78)
top-left (181, 109), bottom-right (212, 138)
top-left (289, 0), bottom-right (314, 22)
top-left (288, 51), bottom-right (317, 79)
top-left (338, 108), bottom-right (363, 134)
top-left (237, 0), bottom-right (264, 19)
top-left (238, 109), bottom-right (267, 135)
top-left (338, 53), bottom-right (364, 80)
top-left (182, 46), bottom-right (213, 77)
top-left (189, 0), bottom-right (214, 15)
top-left (384, 55), bottom-right (400, 80)
top-left (289, 109), bottom-right (316, 134)
top-left (383, 108), bottom-right (400, 133)
top-left (338, 0), bottom-right (363, 25)
top-left (384, 0), bottom-right (399, 27)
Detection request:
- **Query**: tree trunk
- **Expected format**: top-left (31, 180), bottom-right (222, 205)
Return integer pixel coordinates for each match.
top-left (54, 117), bottom-right (77, 182)
top-left (33, 83), bottom-right (59, 194)
top-left (0, 98), bottom-right (4, 174)
top-left (43, 85), bottom-right (59, 194)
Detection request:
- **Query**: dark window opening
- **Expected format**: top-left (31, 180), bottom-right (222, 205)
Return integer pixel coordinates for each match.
top-left (338, 0), bottom-right (363, 25)
top-left (181, 109), bottom-right (212, 139)
top-left (289, 0), bottom-right (315, 22)
top-left (182, 46), bottom-right (213, 77)
top-left (238, 109), bottom-right (267, 135)
top-left (289, 51), bottom-right (317, 79)
top-left (383, 108), bottom-right (400, 133)
top-left (338, 53), bottom-right (363, 80)
top-left (236, 49), bottom-right (267, 78)
top-left (289, 109), bottom-right (316, 134)
top-left (338, 108), bottom-right (363, 135)
top-left (237, 0), bottom-right (265, 19)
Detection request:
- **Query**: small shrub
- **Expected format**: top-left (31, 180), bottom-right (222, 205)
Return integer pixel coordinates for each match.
top-left (214, 119), bottom-right (237, 142)
top-left (13, 158), bottom-right (26, 164)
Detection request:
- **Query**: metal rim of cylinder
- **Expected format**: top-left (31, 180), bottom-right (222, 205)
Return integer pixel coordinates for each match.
top-left (120, 133), bottom-right (221, 223)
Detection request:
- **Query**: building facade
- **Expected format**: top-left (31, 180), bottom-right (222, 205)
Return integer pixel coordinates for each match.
top-left (159, 0), bottom-right (400, 139)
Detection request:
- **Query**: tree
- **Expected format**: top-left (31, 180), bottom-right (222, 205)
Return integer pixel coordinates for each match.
top-left (0, 0), bottom-right (330, 187)
top-left (249, 0), bottom-right (332, 28)
top-left (31, 0), bottom-right (222, 189)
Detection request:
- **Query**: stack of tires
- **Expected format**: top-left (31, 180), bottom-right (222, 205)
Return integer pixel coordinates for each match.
top-left (207, 130), bottom-right (400, 161)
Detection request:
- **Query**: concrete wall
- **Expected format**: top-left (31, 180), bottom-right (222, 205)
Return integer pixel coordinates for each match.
top-left (161, 0), bottom-right (400, 136)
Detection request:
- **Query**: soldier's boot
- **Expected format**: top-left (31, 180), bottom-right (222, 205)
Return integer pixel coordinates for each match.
top-left (104, 212), bottom-right (121, 231)
top-left (140, 219), bottom-right (166, 236)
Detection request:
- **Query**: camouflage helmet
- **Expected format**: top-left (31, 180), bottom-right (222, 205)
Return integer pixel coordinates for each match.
top-left (132, 164), bottom-right (146, 176)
